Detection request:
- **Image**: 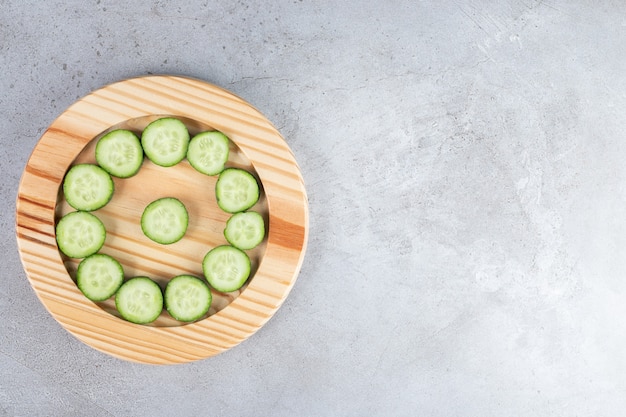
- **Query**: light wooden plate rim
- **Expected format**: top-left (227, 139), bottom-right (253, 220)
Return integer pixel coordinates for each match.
top-left (15, 75), bottom-right (309, 364)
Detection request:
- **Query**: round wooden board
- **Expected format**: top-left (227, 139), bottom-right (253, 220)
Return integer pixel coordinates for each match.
top-left (15, 75), bottom-right (308, 364)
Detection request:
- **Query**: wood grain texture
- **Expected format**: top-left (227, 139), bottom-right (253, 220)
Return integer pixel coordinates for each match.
top-left (15, 75), bottom-right (308, 364)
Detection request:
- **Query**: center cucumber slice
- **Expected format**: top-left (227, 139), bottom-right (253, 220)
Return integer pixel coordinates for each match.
top-left (141, 197), bottom-right (189, 244)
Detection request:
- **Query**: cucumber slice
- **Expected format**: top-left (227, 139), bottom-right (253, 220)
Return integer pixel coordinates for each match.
top-left (76, 254), bottom-right (124, 301)
top-left (165, 275), bottom-right (212, 322)
top-left (115, 277), bottom-right (163, 324)
top-left (141, 117), bottom-right (190, 167)
top-left (215, 168), bottom-right (260, 213)
top-left (202, 245), bottom-right (251, 292)
top-left (96, 129), bottom-right (143, 178)
top-left (63, 164), bottom-right (114, 211)
top-left (141, 197), bottom-right (189, 244)
top-left (187, 131), bottom-right (230, 176)
top-left (56, 211), bottom-right (106, 258)
top-left (224, 211), bottom-right (265, 250)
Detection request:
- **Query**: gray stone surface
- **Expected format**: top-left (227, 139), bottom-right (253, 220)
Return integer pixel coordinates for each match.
top-left (2, 0), bottom-right (626, 415)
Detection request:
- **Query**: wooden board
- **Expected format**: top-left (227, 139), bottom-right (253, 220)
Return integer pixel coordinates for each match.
top-left (15, 75), bottom-right (308, 364)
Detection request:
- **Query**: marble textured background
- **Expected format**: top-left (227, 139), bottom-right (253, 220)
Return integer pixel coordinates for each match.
top-left (2, 1), bottom-right (626, 416)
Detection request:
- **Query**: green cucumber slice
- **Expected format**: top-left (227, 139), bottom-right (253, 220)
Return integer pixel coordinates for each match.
top-left (141, 197), bottom-right (189, 244)
top-left (165, 275), bottom-right (212, 322)
top-left (115, 277), bottom-right (163, 324)
top-left (63, 164), bottom-right (114, 211)
top-left (141, 117), bottom-right (190, 167)
top-left (224, 211), bottom-right (265, 250)
top-left (56, 211), bottom-right (106, 258)
top-left (202, 245), bottom-right (251, 292)
top-left (187, 131), bottom-right (230, 176)
top-left (76, 254), bottom-right (124, 301)
top-left (215, 168), bottom-right (260, 213)
top-left (96, 129), bottom-right (144, 178)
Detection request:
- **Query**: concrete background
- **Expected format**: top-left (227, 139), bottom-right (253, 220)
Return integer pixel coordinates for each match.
top-left (2, 1), bottom-right (626, 416)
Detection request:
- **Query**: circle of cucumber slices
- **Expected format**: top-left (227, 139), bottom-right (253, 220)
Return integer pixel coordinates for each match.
top-left (56, 117), bottom-right (267, 325)
top-left (187, 131), bottom-right (230, 176)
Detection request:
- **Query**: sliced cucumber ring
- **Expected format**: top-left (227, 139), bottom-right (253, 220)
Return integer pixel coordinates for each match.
top-left (141, 117), bottom-right (190, 167)
top-left (187, 131), bottom-right (230, 176)
top-left (76, 254), bottom-right (124, 301)
top-left (224, 211), bottom-right (265, 250)
top-left (165, 275), bottom-right (212, 322)
top-left (215, 168), bottom-right (260, 213)
top-left (141, 197), bottom-right (189, 245)
top-left (96, 129), bottom-right (143, 178)
top-left (63, 164), bottom-right (114, 211)
top-left (115, 277), bottom-right (164, 324)
top-left (202, 245), bottom-right (251, 293)
top-left (56, 211), bottom-right (106, 259)
top-left (56, 117), bottom-right (268, 324)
